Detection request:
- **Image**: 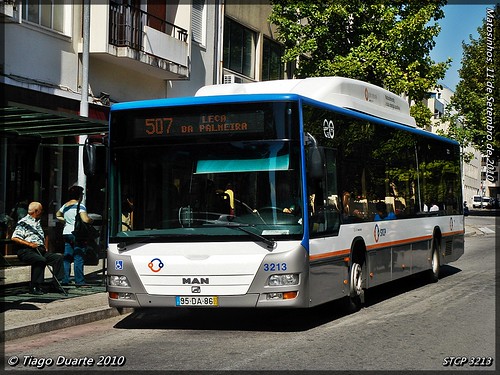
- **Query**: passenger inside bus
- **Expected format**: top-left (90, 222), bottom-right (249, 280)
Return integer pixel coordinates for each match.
top-left (222, 183), bottom-right (235, 216)
top-left (341, 192), bottom-right (363, 223)
top-left (121, 196), bottom-right (134, 231)
top-left (374, 201), bottom-right (397, 221)
top-left (278, 182), bottom-right (299, 215)
top-left (213, 183), bottom-right (234, 216)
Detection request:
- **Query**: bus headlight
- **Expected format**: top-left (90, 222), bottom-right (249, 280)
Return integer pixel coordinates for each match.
top-left (267, 273), bottom-right (299, 286)
top-left (108, 275), bottom-right (130, 287)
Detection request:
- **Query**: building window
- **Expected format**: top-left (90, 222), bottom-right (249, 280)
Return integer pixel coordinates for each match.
top-left (223, 18), bottom-right (256, 79)
top-left (22, 0), bottom-right (64, 33)
top-left (262, 37), bottom-right (284, 81)
top-left (192, 0), bottom-right (205, 45)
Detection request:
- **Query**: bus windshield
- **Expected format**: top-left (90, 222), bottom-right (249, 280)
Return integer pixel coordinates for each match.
top-left (110, 102), bottom-right (303, 242)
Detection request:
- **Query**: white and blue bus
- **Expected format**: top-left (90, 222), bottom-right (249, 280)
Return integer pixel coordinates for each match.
top-left (107, 77), bottom-right (464, 311)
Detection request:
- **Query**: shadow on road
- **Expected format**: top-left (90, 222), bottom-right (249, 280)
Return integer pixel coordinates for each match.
top-left (363, 264), bottom-right (461, 308)
top-left (113, 265), bottom-right (462, 333)
top-left (114, 301), bottom-right (347, 332)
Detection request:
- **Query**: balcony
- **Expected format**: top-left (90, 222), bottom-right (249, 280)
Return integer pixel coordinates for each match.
top-left (91, 2), bottom-right (190, 80)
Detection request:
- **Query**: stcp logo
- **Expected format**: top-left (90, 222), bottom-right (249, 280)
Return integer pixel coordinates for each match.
top-left (323, 119), bottom-right (335, 139)
top-left (374, 224), bottom-right (380, 242)
top-left (148, 258), bottom-right (164, 273)
top-left (373, 224), bottom-right (387, 243)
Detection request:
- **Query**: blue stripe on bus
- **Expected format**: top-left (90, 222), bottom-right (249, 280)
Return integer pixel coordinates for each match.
top-left (298, 98), bottom-right (310, 252)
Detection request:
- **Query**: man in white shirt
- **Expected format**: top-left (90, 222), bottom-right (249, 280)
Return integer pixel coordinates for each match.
top-left (11, 202), bottom-right (64, 295)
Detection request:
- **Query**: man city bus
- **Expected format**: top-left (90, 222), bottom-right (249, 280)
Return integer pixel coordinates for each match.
top-left (106, 77), bottom-right (464, 311)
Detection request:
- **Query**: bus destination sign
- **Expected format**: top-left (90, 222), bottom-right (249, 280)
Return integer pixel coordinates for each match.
top-left (135, 111), bottom-right (265, 138)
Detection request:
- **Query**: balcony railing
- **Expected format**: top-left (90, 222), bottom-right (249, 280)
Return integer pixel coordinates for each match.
top-left (109, 1), bottom-right (188, 51)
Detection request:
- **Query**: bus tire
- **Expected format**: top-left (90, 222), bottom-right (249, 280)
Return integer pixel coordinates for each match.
top-left (346, 261), bottom-right (364, 312)
top-left (345, 239), bottom-right (366, 313)
top-left (428, 237), bottom-right (441, 283)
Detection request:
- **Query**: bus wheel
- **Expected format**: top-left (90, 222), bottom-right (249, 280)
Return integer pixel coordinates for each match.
top-left (346, 262), bottom-right (364, 312)
top-left (428, 240), bottom-right (440, 283)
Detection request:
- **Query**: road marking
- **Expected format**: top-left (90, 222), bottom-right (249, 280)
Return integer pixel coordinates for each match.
top-left (479, 227), bottom-right (495, 234)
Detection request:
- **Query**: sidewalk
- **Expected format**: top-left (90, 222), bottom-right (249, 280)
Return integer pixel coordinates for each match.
top-left (0, 224), bottom-right (483, 342)
top-left (1, 259), bottom-right (132, 342)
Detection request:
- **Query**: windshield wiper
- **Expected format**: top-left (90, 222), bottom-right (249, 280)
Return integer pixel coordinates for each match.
top-left (205, 221), bottom-right (276, 250)
top-left (115, 219), bottom-right (276, 251)
top-left (116, 235), bottom-right (158, 250)
top-left (235, 226), bottom-right (276, 250)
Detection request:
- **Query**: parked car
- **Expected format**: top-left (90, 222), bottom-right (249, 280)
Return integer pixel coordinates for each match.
top-left (483, 196), bottom-right (493, 208)
top-left (487, 197), bottom-right (499, 209)
top-left (472, 195), bottom-right (483, 208)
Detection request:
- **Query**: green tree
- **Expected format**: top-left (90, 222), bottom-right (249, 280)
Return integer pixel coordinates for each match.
top-left (441, 7), bottom-right (499, 154)
top-left (269, 0), bottom-right (450, 128)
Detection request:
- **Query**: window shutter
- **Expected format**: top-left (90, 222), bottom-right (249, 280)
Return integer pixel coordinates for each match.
top-left (192, 0), bottom-right (204, 44)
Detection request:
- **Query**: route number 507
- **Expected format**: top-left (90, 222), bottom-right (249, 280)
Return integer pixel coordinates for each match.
top-left (145, 117), bottom-right (173, 135)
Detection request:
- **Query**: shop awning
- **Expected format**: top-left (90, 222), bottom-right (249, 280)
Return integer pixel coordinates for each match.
top-left (1, 102), bottom-right (108, 139)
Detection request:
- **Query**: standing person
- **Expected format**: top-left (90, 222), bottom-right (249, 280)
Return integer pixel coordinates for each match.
top-left (55, 186), bottom-right (94, 287)
top-left (9, 196), bottom-right (29, 224)
top-left (121, 195), bottom-right (134, 231)
top-left (11, 202), bottom-right (64, 295)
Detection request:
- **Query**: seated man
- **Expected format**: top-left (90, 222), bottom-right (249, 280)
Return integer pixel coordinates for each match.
top-left (11, 201), bottom-right (64, 295)
top-left (374, 202), bottom-right (397, 221)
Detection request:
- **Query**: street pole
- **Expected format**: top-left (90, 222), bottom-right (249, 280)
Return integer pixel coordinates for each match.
top-left (79, 0), bottom-right (90, 203)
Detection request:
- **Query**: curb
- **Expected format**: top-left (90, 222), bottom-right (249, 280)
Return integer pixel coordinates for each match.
top-left (465, 230), bottom-right (476, 237)
top-left (1, 306), bottom-right (134, 342)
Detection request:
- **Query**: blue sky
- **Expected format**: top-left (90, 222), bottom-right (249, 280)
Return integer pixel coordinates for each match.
top-left (430, 3), bottom-right (496, 91)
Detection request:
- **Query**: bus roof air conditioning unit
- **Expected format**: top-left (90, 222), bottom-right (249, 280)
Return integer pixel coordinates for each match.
top-left (224, 74), bottom-right (243, 84)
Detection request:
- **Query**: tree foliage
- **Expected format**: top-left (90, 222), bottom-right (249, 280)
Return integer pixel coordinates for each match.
top-left (441, 6), bottom-right (499, 154)
top-left (269, 0), bottom-right (450, 128)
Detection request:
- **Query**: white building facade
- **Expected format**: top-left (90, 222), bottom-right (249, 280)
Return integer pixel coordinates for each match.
top-left (0, 0), bottom-right (284, 250)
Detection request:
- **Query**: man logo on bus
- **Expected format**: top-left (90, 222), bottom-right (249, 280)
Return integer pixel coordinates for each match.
top-left (148, 258), bottom-right (164, 273)
top-left (323, 119), bottom-right (335, 139)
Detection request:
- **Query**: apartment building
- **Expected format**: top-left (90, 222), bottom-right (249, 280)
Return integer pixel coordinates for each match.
top-left (0, 0), bottom-right (284, 249)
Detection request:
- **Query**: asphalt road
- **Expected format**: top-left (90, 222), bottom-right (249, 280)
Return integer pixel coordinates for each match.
top-left (3, 216), bottom-right (497, 372)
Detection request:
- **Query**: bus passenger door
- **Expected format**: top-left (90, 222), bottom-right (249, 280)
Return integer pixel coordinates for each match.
top-left (308, 148), bottom-right (340, 236)
top-left (307, 147), bottom-right (345, 305)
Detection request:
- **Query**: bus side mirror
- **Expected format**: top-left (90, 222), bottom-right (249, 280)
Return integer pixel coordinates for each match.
top-left (308, 146), bottom-right (324, 180)
top-left (83, 138), bottom-right (96, 176)
top-left (304, 132), bottom-right (324, 180)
